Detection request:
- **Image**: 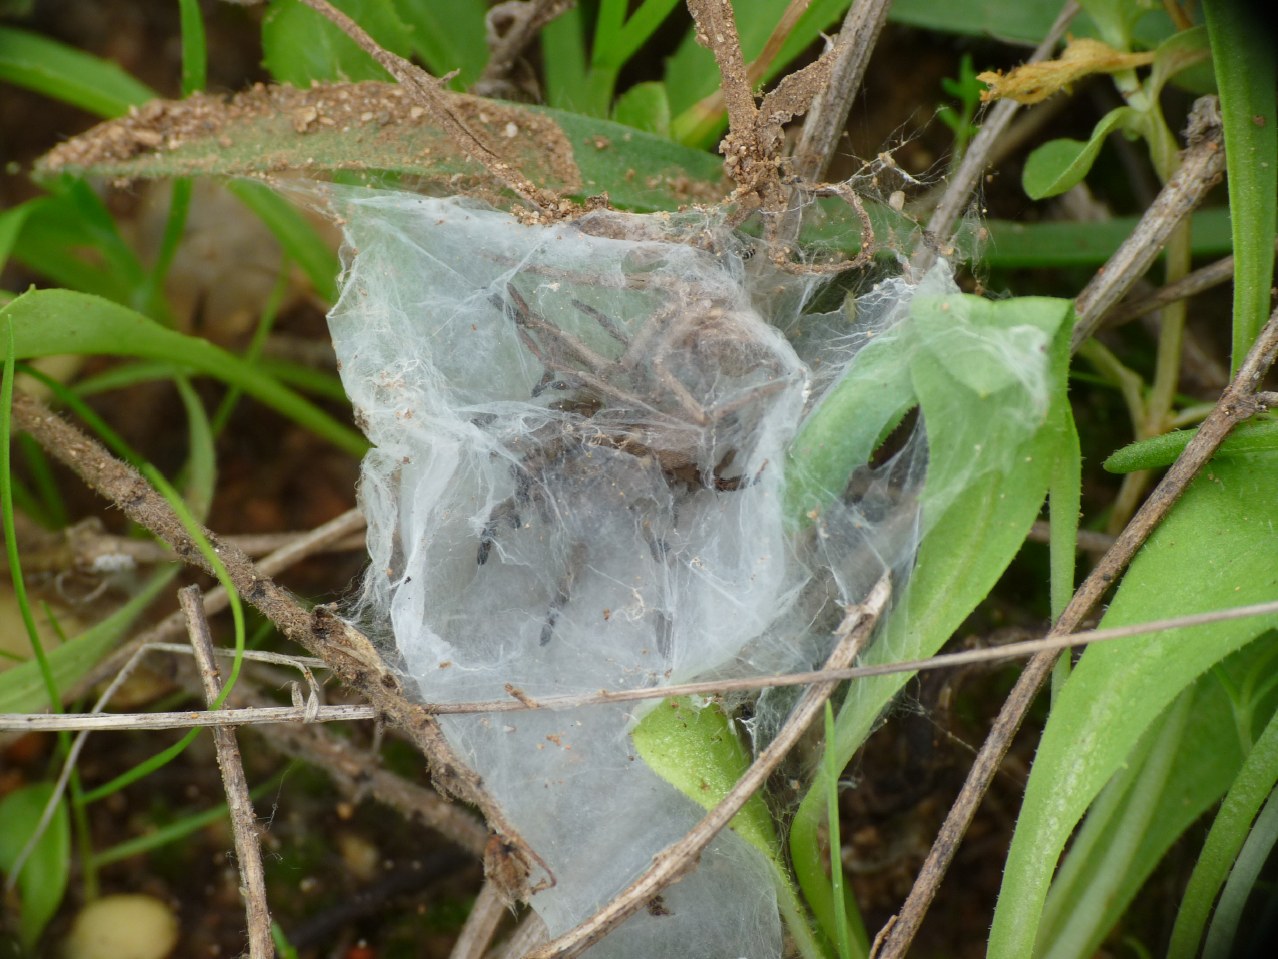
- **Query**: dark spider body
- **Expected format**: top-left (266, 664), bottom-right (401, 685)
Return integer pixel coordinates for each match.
top-left (474, 279), bottom-right (797, 648)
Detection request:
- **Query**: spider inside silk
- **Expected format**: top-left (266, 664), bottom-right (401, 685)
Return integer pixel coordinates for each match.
top-left (472, 272), bottom-right (802, 651)
top-left (322, 187), bottom-right (930, 959)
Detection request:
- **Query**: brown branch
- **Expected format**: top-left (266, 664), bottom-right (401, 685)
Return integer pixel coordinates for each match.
top-left (874, 304), bottom-right (1278, 958)
top-left (181, 586), bottom-right (273, 959)
top-left (477, 0), bottom-right (575, 94)
top-left (1072, 95), bottom-right (1226, 348)
top-left (8, 390), bottom-right (547, 899)
top-left (525, 576), bottom-right (891, 959)
top-left (788, 0), bottom-right (893, 185)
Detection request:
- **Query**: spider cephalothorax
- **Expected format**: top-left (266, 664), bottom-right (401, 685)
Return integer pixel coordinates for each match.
top-left (473, 275), bottom-right (803, 648)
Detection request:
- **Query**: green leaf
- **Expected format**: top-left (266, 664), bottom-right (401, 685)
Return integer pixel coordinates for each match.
top-left (791, 293), bottom-right (1075, 943)
top-left (0, 289), bottom-right (365, 457)
top-left (392, 0), bottom-right (489, 88)
top-left (977, 206), bottom-right (1235, 267)
top-left (1022, 107), bottom-right (1136, 200)
top-left (1104, 417), bottom-right (1278, 473)
top-left (633, 697), bottom-right (777, 855)
top-left (0, 783), bottom-right (71, 950)
top-left (35, 83), bottom-right (725, 214)
top-left (988, 451), bottom-right (1278, 958)
top-left (0, 199), bottom-right (36, 273)
top-left (632, 697), bottom-right (828, 959)
top-left (890, 0), bottom-right (1175, 48)
top-left (1204, 0), bottom-right (1278, 368)
top-left (1169, 668), bottom-right (1278, 958)
top-left (0, 25), bottom-right (155, 118)
top-left (262, 0), bottom-right (413, 86)
top-left (1035, 641), bottom-right (1271, 959)
top-left (613, 81), bottom-right (673, 137)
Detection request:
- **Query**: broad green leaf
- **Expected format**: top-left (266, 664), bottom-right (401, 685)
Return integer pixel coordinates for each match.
top-left (989, 451), bottom-right (1278, 959)
top-left (978, 206), bottom-right (1235, 267)
top-left (633, 697), bottom-right (777, 855)
top-left (1104, 417), bottom-right (1278, 473)
top-left (0, 289), bottom-right (365, 457)
top-left (791, 293), bottom-right (1075, 943)
top-left (262, 0), bottom-right (413, 86)
top-left (1204, 0), bottom-right (1278, 367)
top-left (633, 697), bottom-right (826, 959)
top-left (1169, 698), bottom-right (1278, 958)
top-left (1148, 26), bottom-right (1210, 99)
top-left (392, 0), bottom-right (489, 88)
top-left (0, 782), bottom-right (71, 950)
top-left (890, 0), bottom-right (1176, 48)
top-left (1022, 107), bottom-right (1136, 200)
top-left (0, 25), bottom-right (154, 118)
top-left (34, 83), bottom-right (725, 214)
top-left (1036, 640), bottom-right (1273, 959)
top-left (613, 81), bottom-right (673, 137)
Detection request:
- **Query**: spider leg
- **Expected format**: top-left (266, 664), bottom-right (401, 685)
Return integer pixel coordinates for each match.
top-left (539, 542), bottom-right (585, 646)
top-left (477, 496), bottom-right (522, 565)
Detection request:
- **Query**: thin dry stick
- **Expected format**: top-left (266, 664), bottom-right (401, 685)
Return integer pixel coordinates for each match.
top-left (1100, 240), bottom-right (1277, 328)
top-left (297, 0), bottom-right (567, 215)
top-left (228, 685), bottom-right (489, 856)
top-left (70, 507), bottom-right (367, 700)
top-left (788, 0), bottom-right (893, 185)
top-left (874, 305), bottom-right (1278, 959)
top-left (1072, 95), bottom-right (1226, 348)
top-left (14, 592), bottom-right (1278, 731)
top-left (914, 0), bottom-right (1080, 272)
top-left (9, 390), bottom-right (548, 898)
top-left (524, 575), bottom-right (892, 959)
top-left (181, 586), bottom-right (273, 959)
top-left (449, 879), bottom-right (510, 959)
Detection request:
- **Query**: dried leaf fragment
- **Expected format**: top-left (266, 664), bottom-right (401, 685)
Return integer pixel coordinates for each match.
top-left (978, 38), bottom-right (1156, 105)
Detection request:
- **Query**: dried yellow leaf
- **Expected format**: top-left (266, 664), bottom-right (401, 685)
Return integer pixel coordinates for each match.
top-left (977, 37), bottom-right (1157, 105)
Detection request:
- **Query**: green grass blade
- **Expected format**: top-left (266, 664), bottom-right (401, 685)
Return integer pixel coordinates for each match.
top-left (227, 180), bottom-right (340, 303)
top-left (1168, 699), bottom-right (1278, 958)
top-left (1, 289), bottom-right (365, 458)
top-left (988, 452), bottom-right (1278, 958)
top-left (1203, 782), bottom-right (1278, 959)
top-left (2, 321), bottom-right (59, 712)
top-left (1203, 0), bottom-right (1278, 368)
top-left (0, 25), bottom-right (155, 117)
top-left (177, 0), bottom-right (207, 95)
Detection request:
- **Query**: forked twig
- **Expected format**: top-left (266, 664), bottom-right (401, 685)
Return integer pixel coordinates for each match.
top-left (524, 575), bottom-right (892, 959)
top-left (874, 306), bottom-right (1278, 959)
top-left (181, 586), bottom-right (273, 959)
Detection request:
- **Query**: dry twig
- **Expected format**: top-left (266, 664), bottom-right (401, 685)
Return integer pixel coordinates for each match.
top-left (1072, 95), bottom-right (1226, 348)
top-left (8, 389), bottom-right (547, 898)
top-left (874, 305), bottom-right (1278, 959)
top-left (181, 586), bottom-right (273, 959)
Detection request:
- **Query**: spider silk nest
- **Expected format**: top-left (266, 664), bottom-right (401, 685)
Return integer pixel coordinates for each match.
top-left (323, 184), bottom-right (949, 959)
